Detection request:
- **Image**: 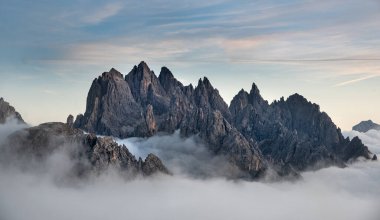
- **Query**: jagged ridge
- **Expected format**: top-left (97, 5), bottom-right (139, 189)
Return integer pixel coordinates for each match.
top-left (74, 61), bottom-right (372, 178)
top-left (1, 121), bottom-right (169, 178)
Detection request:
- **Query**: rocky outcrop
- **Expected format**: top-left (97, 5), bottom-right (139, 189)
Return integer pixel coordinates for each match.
top-left (1, 122), bottom-right (169, 177)
top-left (140, 153), bottom-right (170, 176)
top-left (0, 98), bottom-right (24, 124)
top-left (74, 61), bottom-right (372, 178)
top-left (353, 120), bottom-right (380, 133)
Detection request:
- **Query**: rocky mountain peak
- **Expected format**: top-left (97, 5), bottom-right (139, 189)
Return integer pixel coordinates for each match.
top-left (158, 66), bottom-right (183, 92)
top-left (229, 89), bottom-right (250, 116)
top-left (159, 66), bottom-right (174, 80)
top-left (125, 61), bottom-right (167, 105)
top-left (194, 76), bottom-right (231, 120)
top-left (353, 120), bottom-right (380, 133)
top-left (249, 82), bottom-right (260, 96)
top-left (197, 77), bottom-right (213, 89)
top-left (102, 68), bottom-right (123, 80)
top-left (0, 98), bottom-right (25, 124)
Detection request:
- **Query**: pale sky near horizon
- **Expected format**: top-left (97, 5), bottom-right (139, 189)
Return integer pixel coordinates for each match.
top-left (0, 0), bottom-right (379, 130)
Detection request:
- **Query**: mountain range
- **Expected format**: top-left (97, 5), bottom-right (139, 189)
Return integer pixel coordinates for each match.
top-left (71, 61), bottom-right (373, 178)
top-left (0, 61), bottom-right (375, 180)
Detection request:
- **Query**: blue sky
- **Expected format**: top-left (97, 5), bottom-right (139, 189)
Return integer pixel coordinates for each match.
top-left (0, 0), bottom-right (379, 129)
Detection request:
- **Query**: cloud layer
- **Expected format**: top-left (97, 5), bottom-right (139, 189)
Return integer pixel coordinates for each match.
top-left (0, 120), bottom-right (379, 220)
top-left (343, 129), bottom-right (380, 154)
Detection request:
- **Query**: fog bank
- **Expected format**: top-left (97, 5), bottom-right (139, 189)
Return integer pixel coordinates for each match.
top-left (0, 121), bottom-right (379, 220)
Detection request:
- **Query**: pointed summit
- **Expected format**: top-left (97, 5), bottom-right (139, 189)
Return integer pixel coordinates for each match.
top-left (159, 66), bottom-right (174, 80)
top-left (125, 61), bottom-right (167, 105)
top-left (249, 82), bottom-right (260, 96)
top-left (194, 76), bottom-right (231, 121)
top-left (158, 66), bottom-right (183, 93)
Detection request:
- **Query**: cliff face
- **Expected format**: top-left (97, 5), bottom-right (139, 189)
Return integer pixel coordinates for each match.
top-left (74, 68), bottom-right (148, 137)
top-left (74, 61), bottom-right (371, 178)
top-left (0, 98), bottom-right (24, 124)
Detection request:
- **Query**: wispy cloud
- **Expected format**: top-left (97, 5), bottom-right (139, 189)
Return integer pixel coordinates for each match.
top-left (333, 74), bottom-right (380, 87)
top-left (42, 89), bottom-right (57, 95)
top-left (81, 2), bottom-right (124, 24)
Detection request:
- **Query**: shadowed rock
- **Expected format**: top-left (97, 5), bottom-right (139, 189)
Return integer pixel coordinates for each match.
top-left (0, 97), bottom-right (25, 124)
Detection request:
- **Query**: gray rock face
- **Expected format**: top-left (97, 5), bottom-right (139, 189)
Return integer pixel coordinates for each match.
top-left (353, 120), bottom-right (380, 133)
top-left (229, 86), bottom-right (370, 172)
top-left (74, 61), bottom-right (371, 178)
top-left (66, 114), bottom-right (74, 128)
top-left (73, 68), bottom-right (149, 137)
top-left (0, 98), bottom-right (24, 124)
top-left (2, 122), bottom-right (169, 177)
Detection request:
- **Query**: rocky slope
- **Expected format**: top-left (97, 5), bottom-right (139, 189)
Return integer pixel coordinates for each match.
top-left (230, 87), bottom-right (371, 172)
top-left (0, 97), bottom-right (24, 123)
top-left (74, 61), bottom-right (372, 178)
top-left (0, 119), bottom-right (169, 178)
top-left (353, 120), bottom-right (380, 133)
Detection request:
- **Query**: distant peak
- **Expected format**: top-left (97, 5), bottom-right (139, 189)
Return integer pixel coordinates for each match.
top-left (159, 66), bottom-right (174, 79)
top-left (353, 120), bottom-right (380, 132)
top-left (197, 77), bottom-right (213, 88)
top-left (249, 82), bottom-right (260, 95)
top-left (138, 61), bottom-right (149, 70)
top-left (203, 77), bottom-right (210, 85)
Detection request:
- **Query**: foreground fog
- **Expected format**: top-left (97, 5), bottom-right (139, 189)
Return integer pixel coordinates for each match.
top-left (0, 122), bottom-right (379, 220)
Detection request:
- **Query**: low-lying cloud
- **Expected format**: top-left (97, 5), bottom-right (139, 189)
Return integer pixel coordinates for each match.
top-left (115, 131), bottom-right (240, 178)
top-left (0, 121), bottom-right (379, 220)
top-left (343, 129), bottom-right (380, 154)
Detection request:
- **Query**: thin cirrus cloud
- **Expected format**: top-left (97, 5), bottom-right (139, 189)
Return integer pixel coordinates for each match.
top-left (333, 74), bottom-right (380, 87)
top-left (81, 2), bottom-right (124, 25)
top-left (0, 0), bottom-right (380, 129)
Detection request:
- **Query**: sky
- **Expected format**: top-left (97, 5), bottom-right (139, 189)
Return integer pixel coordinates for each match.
top-left (0, 0), bottom-right (379, 130)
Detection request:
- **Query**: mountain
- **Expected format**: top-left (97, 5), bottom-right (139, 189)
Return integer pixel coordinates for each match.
top-left (353, 120), bottom-right (380, 133)
top-left (0, 99), bottom-right (169, 178)
top-left (230, 88), bottom-right (369, 171)
top-left (74, 61), bottom-right (372, 178)
top-left (1, 120), bottom-right (169, 178)
top-left (0, 97), bottom-right (24, 124)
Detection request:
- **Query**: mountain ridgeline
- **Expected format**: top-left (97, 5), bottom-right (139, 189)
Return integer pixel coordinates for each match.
top-left (73, 61), bottom-right (372, 178)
